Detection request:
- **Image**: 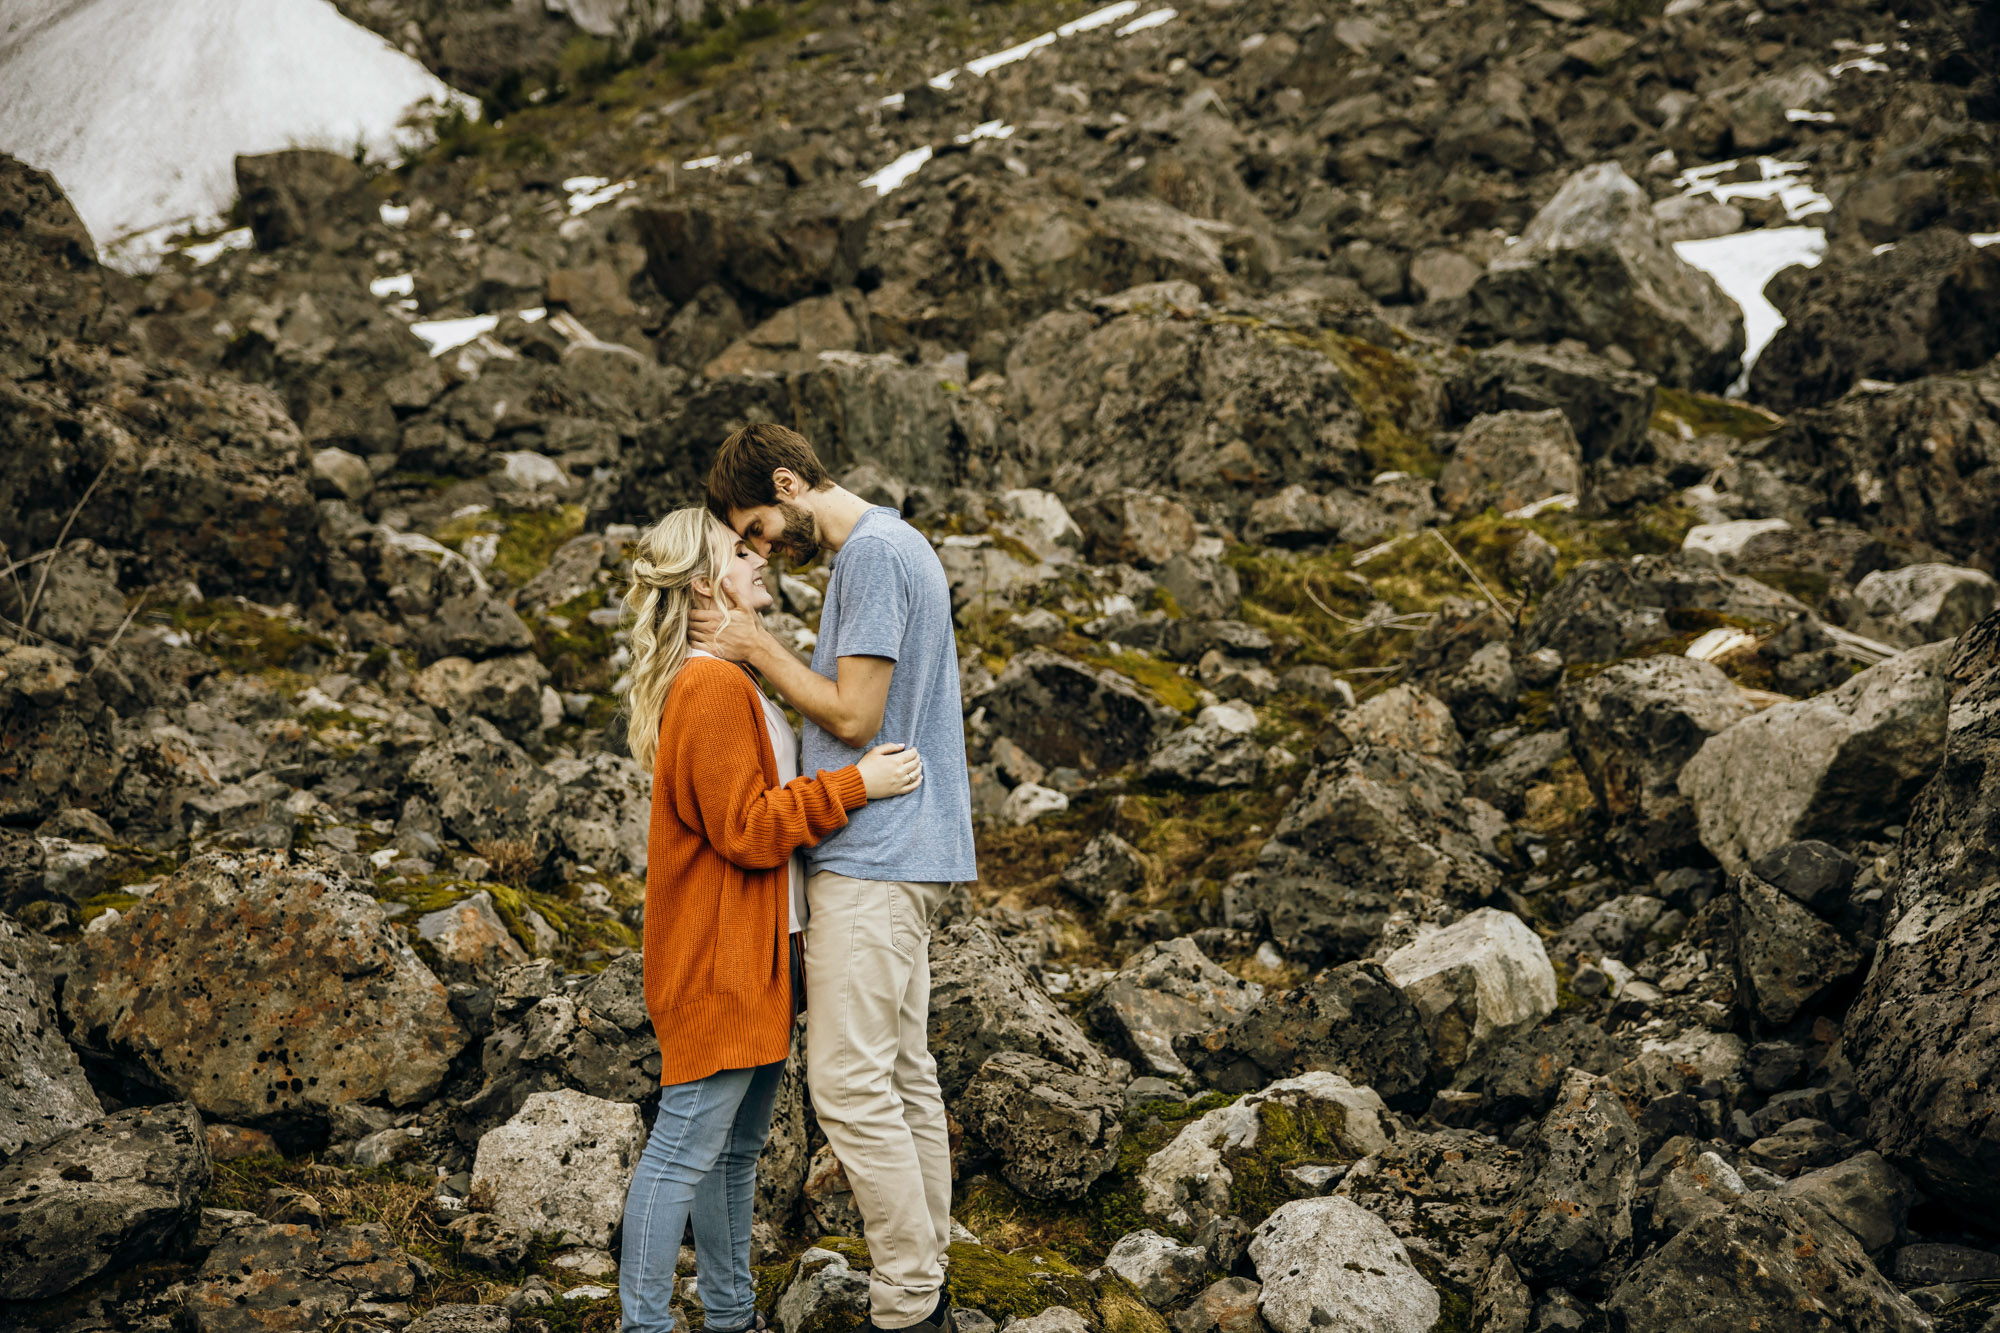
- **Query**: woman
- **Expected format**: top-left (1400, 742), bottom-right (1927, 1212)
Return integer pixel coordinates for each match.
top-left (617, 507), bottom-right (922, 1333)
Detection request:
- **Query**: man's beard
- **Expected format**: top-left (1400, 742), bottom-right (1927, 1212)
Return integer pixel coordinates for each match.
top-left (772, 502), bottom-right (821, 564)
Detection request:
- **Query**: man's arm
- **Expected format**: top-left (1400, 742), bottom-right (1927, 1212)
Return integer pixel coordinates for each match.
top-left (689, 609), bottom-right (894, 748)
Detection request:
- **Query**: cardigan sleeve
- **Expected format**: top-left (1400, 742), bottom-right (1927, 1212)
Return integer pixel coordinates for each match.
top-left (661, 661), bottom-right (869, 872)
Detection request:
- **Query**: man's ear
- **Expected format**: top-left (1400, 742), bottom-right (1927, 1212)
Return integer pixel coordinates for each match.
top-left (771, 467), bottom-right (799, 501)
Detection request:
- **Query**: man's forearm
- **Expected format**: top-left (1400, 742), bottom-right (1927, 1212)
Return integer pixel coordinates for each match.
top-left (747, 634), bottom-right (855, 741)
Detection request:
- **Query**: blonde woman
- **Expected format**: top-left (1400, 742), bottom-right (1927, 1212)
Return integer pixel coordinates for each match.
top-left (617, 507), bottom-right (922, 1333)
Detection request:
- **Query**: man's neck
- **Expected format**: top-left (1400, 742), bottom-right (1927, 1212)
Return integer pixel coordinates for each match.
top-left (805, 486), bottom-right (878, 554)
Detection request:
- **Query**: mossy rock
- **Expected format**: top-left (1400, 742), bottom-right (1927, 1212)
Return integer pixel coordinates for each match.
top-left (1652, 387), bottom-right (1782, 441)
top-left (1222, 1097), bottom-right (1362, 1225)
top-left (1092, 1269), bottom-right (1176, 1333)
top-left (948, 1243), bottom-right (1099, 1324)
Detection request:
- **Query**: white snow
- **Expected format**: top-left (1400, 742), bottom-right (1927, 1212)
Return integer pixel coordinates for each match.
top-left (861, 146), bottom-right (935, 195)
top-left (926, 0), bottom-right (1141, 89)
top-left (1674, 226), bottom-right (1827, 393)
top-left (1973, 234), bottom-right (2000, 248)
top-left (563, 175), bottom-right (634, 213)
top-left (1675, 157), bottom-right (1829, 221)
top-left (410, 307), bottom-right (545, 357)
top-left (379, 202), bottom-right (410, 227)
top-left (1785, 109), bottom-right (1835, 123)
top-left (370, 273), bottom-right (415, 298)
top-left (0, 0), bottom-right (477, 268)
top-left (1117, 8), bottom-right (1178, 36)
top-left (1830, 57), bottom-right (1889, 75)
top-left (180, 227), bottom-right (253, 266)
top-left (682, 152), bottom-right (752, 171)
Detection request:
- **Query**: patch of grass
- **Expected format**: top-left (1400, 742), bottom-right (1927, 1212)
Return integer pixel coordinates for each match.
top-left (375, 876), bottom-right (639, 968)
top-left (78, 890), bottom-right (140, 924)
top-left (535, 589), bottom-right (621, 694)
top-left (1224, 1098), bottom-right (1356, 1225)
top-left (1081, 649), bottom-right (1202, 715)
top-left (1652, 387), bottom-right (1783, 440)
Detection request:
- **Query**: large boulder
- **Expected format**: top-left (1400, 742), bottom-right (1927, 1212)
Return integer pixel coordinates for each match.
top-left (1523, 553), bottom-right (1807, 665)
top-left (0, 153), bottom-right (118, 379)
top-left (1247, 1197), bottom-right (1440, 1333)
top-left (1559, 655), bottom-right (1756, 871)
top-left (1176, 962), bottom-right (1433, 1108)
top-left (1500, 1069), bottom-right (1638, 1282)
top-left (634, 184), bottom-right (875, 309)
top-left (1680, 641), bottom-right (1954, 872)
top-left (958, 1051), bottom-right (1123, 1201)
top-left (1437, 409), bottom-right (1582, 518)
top-left (1605, 1195), bottom-right (1929, 1332)
top-left (0, 1101), bottom-right (210, 1300)
top-left (468, 1089), bottom-right (646, 1248)
top-left (929, 922), bottom-right (1109, 1098)
top-left (66, 852), bottom-right (465, 1129)
top-left (1764, 355), bottom-right (2000, 569)
top-left (1239, 745), bottom-right (1505, 965)
top-left (1380, 909), bottom-right (1557, 1072)
top-left (1845, 614), bottom-right (2000, 1222)
top-left (1139, 1073), bottom-right (1393, 1231)
top-left (406, 715), bottom-right (560, 864)
top-left (181, 1213), bottom-right (430, 1333)
top-left (1467, 162), bottom-right (1745, 390)
top-left (971, 651), bottom-right (1179, 776)
top-left (1748, 227), bottom-right (2000, 411)
top-left (0, 642), bottom-right (123, 824)
top-left (0, 914), bottom-right (102, 1159)
top-left (1086, 938), bottom-right (1263, 1080)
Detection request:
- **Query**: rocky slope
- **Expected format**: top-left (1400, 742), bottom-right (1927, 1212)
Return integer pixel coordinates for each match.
top-left (2, 0), bottom-right (2000, 1330)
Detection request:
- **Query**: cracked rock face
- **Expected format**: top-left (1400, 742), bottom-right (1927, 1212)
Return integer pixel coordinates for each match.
top-left (1248, 1196), bottom-right (1440, 1333)
top-left (66, 851), bottom-right (464, 1129)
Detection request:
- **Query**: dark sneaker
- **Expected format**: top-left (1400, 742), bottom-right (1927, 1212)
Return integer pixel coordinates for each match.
top-left (712, 1316), bottom-right (768, 1333)
top-left (865, 1293), bottom-right (955, 1333)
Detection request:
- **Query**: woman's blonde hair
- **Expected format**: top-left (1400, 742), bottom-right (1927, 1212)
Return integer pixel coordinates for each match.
top-left (622, 507), bottom-right (735, 767)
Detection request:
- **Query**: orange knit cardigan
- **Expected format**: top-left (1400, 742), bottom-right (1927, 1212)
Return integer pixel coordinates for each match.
top-left (643, 656), bottom-right (868, 1086)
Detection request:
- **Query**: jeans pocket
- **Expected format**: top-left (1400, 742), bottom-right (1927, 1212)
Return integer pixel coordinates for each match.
top-left (885, 880), bottom-right (920, 961)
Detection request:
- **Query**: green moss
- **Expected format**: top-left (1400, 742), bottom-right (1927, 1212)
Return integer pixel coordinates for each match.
top-left (535, 589), bottom-right (621, 693)
top-left (945, 1243), bottom-right (1099, 1322)
top-left (432, 504), bottom-right (586, 589)
top-left (1652, 387), bottom-right (1783, 440)
top-left (1222, 1099), bottom-right (1355, 1225)
top-left (109, 851), bottom-right (181, 889)
top-left (1082, 651), bottom-right (1201, 715)
top-left (78, 890), bottom-right (139, 924)
top-left (158, 600), bottom-right (335, 674)
top-left (1092, 1271), bottom-right (1176, 1333)
top-left (375, 877), bottom-right (638, 967)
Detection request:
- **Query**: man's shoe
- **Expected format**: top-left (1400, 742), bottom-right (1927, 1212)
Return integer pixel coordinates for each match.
top-left (864, 1292), bottom-right (955, 1333)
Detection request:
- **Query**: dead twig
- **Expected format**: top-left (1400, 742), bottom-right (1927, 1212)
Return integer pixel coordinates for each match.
top-left (84, 592), bottom-right (149, 676)
top-left (21, 461), bottom-right (110, 635)
top-left (0, 548), bottom-right (57, 582)
top-left (1430, 527), bottom-right (1509, 617)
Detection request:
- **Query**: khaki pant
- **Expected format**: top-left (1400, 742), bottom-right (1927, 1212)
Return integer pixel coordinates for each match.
top-left (803, 871), bottom-right (953, 1329)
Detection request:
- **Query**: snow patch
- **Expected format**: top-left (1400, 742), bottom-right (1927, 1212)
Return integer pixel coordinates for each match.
top-left (1675, 157), bottom-right (1829, 221)
top-left (0, 0), bottom-right (477, 267)
top-left (370, 273), bottom-right (415, 298)
top-left (180, 227), bottom-right (253, 266)
top-left (927, 0), bottom-right (1141, 89)
top-left (410, 308), bottom-right (545, 357)
top-left (379, 202), bottom-right (410, 227)
top-left (1973, 234), bottom-right (2000, 248)
top-left (1117, 7), bottom-right (1178, 36)
top-left (1674, 226), bottom-right (1827, 394)
top-left (562, 176), bottom-right (633, 214)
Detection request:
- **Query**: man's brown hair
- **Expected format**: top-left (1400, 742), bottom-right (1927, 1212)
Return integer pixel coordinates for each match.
top-left (706, 422), bottom-right (830, 518)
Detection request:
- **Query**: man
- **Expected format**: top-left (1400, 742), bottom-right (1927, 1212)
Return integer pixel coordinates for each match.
top-left (691, 423), bottom-right (975, 1333)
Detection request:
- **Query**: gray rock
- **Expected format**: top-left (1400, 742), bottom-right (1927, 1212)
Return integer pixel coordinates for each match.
top-left (1730, 875), bottom-right (1863, 1027)
top-left (1780, 1152), bottom-right (1914, 1254)
top-left (1449, 342), bottom-right (1657, 465)
top-left (1381, 909), bottom-right (1556, 1071)
top-left (407, 1307), bottom-right (513, 1333)
top-left (1080, 490), bottom-right (1199, 568)
top-left (416, 592), bottom-right (536, 662)
top-left (1681, 641), bottom-right (1954, 872)
top-left (1330, 683), bottom-right (1464, 765)
top-left (1176, 961), bottom-right (1432, 1107)
top-left (1248, 1196), bottom-right (1440, 1333)
top-left (310, 447), bottom-right (373, 503)
top-left (777, 1246), bottom-right (872, 1333)
top-left (960, 1051), bottom-right (1123, 1201)
top-left (1244, 485), bottom-right (1398, 548)
top-left (1523, 553), bottom-right (1807, 665)
top-left (970, 650), bottom-right (1178, 776)
top-left (0, 1101), bottom-right (210, 1300)
top-left (1551, 893), bottom-right (1668, 965)
top-left (1438, 409), bottom-right (1583, 518)
top-left (1652, 1148), bottom-right (1750, 1236)
top-left (0, 540), bottom-right (126, 648)
top-left (1748, 840), bottom-right (1858, 915)
top-left (1502, 1069), bottom-right (1639, 1282)
top-left (0, 914), bottom-right (102, 1158)
top-left (1057, 832), bottom-right (1148, 906)
top-left (1087, 938), bottom-right (1263, 1080)
top-left (412, 654), bottom-right (553, 736)
top-left (1435, 640), bottom-right (1518, 734)
top-left (67, 852), bottom-right (464, 1127)
top-left (1146, 701), bottom-right (1267, 790)
top-left (1173, 1277), bottom-right (1262, 1333)
top-left (1106, 1229), bottom-right (1212, 1307)
top-left (1560, 655), bottom-right (1756, 871)
top-left (929, 922), bottom-right (1108, 1098)
top-left (406, 716), bottom-right (559, 867)
top-left (1606, 1195), bottom-right (1929, 1332)
top-left (0, 643), bottom-right (122, 825)
top-left (1892, 1242), bottom-right (2000, 1285)
top-left (1854, 563), bottom-right (1999, 647)
top-left (418, 890), bottom-right (531, 981)
top-left (1243, 745), bottom-right (1503, 965)
top-left (1468, 162), bottom-right (1744, 390)
top-left (1470, 729), bottom-right (1572, 815)
top-left (469, 1090), bottom-right (646, 1248)
top-left (1744, 1118), bottom-right (1862, 1178)
top-left (234, 149), bottom-right (368, 249)
top-left (181, 1216), bottom-right (426, 1332)
top-left (541, 750), bottom-right (652, 878)
top-left (1140, 1074), bottom-right (1392, 1231)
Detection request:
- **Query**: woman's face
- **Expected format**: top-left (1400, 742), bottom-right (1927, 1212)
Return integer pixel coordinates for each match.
top-left (714, 537), bottom-right (774, 612)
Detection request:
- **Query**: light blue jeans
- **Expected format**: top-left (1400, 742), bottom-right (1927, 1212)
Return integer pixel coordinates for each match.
top-left (620, 1060), bottom-right (786, 1333)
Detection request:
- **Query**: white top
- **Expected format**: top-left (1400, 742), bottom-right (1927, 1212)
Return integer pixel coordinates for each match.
top-left (689, 649), bottom-right (807, 932)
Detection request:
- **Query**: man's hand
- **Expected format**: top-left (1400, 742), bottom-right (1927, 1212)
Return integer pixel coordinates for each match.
top-left (689, 607), bottom-right (772, 665)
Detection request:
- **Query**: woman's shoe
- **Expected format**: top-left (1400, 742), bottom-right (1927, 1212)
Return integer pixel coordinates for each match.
top-left (711, 1314), bottom-right (769, 1333)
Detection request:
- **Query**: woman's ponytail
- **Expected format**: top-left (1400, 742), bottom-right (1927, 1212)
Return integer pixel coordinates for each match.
top-left (620, 508), bottom-right (734, 768)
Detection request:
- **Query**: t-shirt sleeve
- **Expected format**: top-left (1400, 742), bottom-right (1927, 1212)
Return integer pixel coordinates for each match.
top-left (829, 536), bottom-right (910, 662)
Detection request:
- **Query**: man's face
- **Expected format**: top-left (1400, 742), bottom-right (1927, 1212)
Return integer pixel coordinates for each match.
top-left (728, 500), bottom-right (820, 566)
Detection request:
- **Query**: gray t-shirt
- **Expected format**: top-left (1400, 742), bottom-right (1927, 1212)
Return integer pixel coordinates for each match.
top-left (801, 507), bottom-right (978, 884)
